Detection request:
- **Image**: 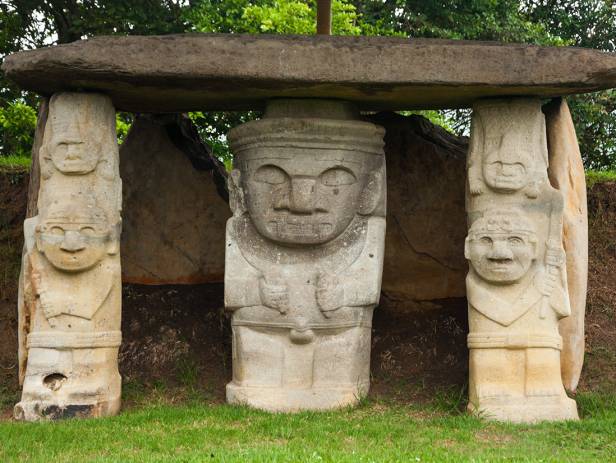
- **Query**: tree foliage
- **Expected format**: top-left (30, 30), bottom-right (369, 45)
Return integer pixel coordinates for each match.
top-left (0, 101), bottom-right (37, 158)
top-left (524, 0), bottom-right (616, 170)
top-left (352, 0), bottom-right (565, 44)
top-left (1, 0), bottom-right (615, 169)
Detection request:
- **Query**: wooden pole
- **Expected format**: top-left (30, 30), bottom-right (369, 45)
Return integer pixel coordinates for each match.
top-left (316, 0), bottom-right (332, 35)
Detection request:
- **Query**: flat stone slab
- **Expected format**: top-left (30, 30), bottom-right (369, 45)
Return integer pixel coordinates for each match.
top-left (3, 34), bottom-right (616, 112)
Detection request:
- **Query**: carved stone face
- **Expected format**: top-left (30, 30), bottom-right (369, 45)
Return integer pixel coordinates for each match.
top-left (482, 136), bottom-right (530, 192)
top-left (466, 212), bottom-right (537, 284)
top-left (36, 205), bottom-right (114, 272)
top-left (47, 125), bottom-right (102, 175)
top-left (241, 152), bottom-right (376, 245)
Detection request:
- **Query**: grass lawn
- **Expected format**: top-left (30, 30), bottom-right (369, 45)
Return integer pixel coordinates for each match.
top-left (0, 155), bottom-right (31, 170)
top-left (1, 392), bottom-right (615, 462)
top-left (586, 170), bottom-right (616, 187)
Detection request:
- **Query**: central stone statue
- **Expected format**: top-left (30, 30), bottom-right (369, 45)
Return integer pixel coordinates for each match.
top-left (225, 99), bottom-right (386, 411)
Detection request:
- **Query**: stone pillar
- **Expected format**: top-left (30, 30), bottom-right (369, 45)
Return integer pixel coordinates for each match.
top-left (14, 93), bottom-right (122, 421)
top-left (225, 99), bottom-right (386, 411)
top-left (465, 98), bottom-right (578, 423)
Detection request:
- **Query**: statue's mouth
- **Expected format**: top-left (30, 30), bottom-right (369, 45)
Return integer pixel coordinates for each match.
top-left (268, 219), bottom-right (333, 238)
top-left (58, 158), bottom-right (90, 170)
top-left (494, 176), bottom-right (523, 187)
top-left (487, 258), bottom-right (514, 270)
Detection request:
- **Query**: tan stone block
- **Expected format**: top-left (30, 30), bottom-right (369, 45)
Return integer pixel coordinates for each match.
top-left (544, 98), bottom-right (588, 393)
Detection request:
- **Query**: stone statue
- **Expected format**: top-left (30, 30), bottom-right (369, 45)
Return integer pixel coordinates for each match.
top-left (465, 98), bottom-right (578, 422)
top-left (39, 92), bottom-right (117, 179)
top-left (467, 99), bottom-right (549, 200)
top-left (224, 99), bottom-right (386, 411)
top-left (15, 93), bottom-right (122, 421)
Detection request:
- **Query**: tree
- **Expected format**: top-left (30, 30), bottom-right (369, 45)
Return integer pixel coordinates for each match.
top-left (1, 0), bottom-right (615, 169)
top-left (0, 1), bottom-right (191, 159)
top-left (184, 0), bottom-right (363, 162)
top-left (524, 0), bottom-right (616, 169)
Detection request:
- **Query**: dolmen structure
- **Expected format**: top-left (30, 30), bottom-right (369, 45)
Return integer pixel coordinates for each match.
top-left (3, 34), bottom-right (616, 422)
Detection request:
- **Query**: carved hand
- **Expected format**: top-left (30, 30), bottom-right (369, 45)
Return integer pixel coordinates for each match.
top-left (469, 177), bottom-right (484, 196)
top-left (545, 244), bottom-right (564, 268)
top-left (524, 181), bottom-right (540, 199)
top-left (316, 272), bottom-right (344, 317)
top-left (259, 276), bottom-right (289, 314)
top-left (31, 262), bottom-right (61, 323)
top-left (542, 271), bottom-right (558, 297)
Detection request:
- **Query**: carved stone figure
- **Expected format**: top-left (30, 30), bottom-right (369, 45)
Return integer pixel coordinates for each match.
top-left (15, 93), bottom-right (122, 421)
top-left (465, 98), bottom-right (578, 422)
top-left (225, 99), bottom-right (386, 411)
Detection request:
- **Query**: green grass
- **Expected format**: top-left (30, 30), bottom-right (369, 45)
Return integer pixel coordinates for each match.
top-left (586, 170), bottom-right (616, 188)
top-left (0, 155), bottom-right (31, 170)
top-left (1, 393), bottom-right (615, 462)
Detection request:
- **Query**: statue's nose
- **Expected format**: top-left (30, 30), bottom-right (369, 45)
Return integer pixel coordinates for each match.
top-left (289, 178), bottom-right (316, 214)
top-left (489, 240), bottom-right (513, 260)
top-left (500, 163), bottom-right (517, 176)
top-left (60, 230), bottom-right (86, 252)
top-left (65, 143), bottom-right (83, 160)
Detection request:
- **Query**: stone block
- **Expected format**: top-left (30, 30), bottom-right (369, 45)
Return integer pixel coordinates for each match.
top-left (544, 98), bottom-right (589, 393)
top-left (4, 35), bottom-right (616, 112)
top-left (119, 115), bottom-right (228, 284)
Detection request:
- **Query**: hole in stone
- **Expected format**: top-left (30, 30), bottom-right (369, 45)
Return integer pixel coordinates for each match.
top-left (43, 373), bottom-right (67, 391)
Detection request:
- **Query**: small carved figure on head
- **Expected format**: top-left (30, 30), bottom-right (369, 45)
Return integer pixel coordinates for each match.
top-left (468, 99), bottom-right (548, 198)
top-left (40, 93), bottom-right (117, 178)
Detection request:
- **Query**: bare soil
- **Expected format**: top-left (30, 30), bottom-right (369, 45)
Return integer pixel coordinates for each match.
top-left (578, 181), bottom-right (616, 393)
top-left (0, 169), bottom-right (614, 414)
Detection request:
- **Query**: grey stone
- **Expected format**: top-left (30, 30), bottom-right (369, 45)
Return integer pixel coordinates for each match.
top-left (119, 115), bottom-right (229, 285)
top-left (3, 34), bottom-right (616, 112)
top-left (371, 113), bottom-right (468, 302)
top-left (225, 99), bottom-right (386, 411)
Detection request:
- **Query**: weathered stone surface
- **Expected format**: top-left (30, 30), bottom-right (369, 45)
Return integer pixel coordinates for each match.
top-left (17, 100), bottom-right (48, 385)
top-left (544, 98), bottom-right (588, 393)
top-left (225, 100), bottom-right (386, 411)
top-left (15, 93), bottom-right (122, 421)
top-left (4, 34), bottom-right (616, 112)
top-left (25, 99), bottom-right (48, 219)
top-left (465, 98), bottom-right (578, 423)
top-left (120, 115), bottom-right (228, 285)
top-left (371, 113), bottom-right (468, 302)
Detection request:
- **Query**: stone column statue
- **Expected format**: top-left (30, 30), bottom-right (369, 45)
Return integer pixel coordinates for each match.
top-left (225, 99), bottom-right (386, 411)
top-left (14, 93), bottom-right (122, 421)
top-left (465, 98), bottom-right (578, 422)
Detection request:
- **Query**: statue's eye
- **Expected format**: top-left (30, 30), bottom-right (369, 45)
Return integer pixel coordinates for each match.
top-left (479, 236), bottom-right (493, 245)
top-left (320, 168), bottom-right (356, 186)
top-left (80, 226), bottom-right (96, 236)
top-left (55, 143), bottom-right (68, 152)
top-left (50, 226), bottom-right (64, 236)
top-left (512, 163), bottom-right (526, 173)
top-left (508, 236), bottom-right (524, 246)
top-left (254, 165), bottom-right (288, 185)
